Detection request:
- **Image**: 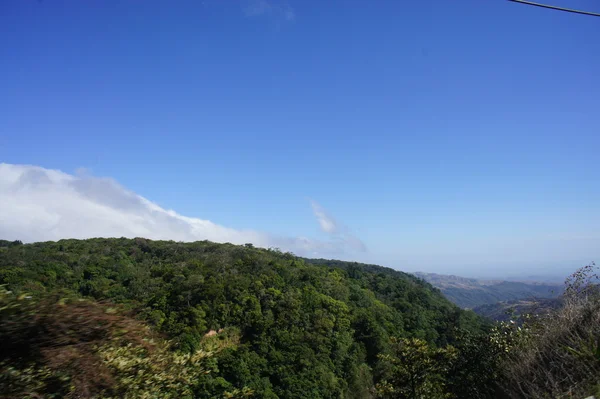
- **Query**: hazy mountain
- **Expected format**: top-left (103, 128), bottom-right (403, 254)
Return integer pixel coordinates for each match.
top-left (414, 272), bottom-right (563, 309)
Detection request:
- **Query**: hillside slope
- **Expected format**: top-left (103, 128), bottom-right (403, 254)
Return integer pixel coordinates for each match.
top-left (0, 238), bottom-right (485, 399)
top-left (414, 272), bottom-right (562, 309)
top-left (472, 297), bottom-right (562, 321)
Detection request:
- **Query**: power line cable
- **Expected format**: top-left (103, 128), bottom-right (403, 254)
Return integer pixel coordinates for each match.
top-left (508, 0), bottom-right (600, 17)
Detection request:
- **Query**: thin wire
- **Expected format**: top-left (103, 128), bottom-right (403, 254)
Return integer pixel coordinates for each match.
top-left (508, 0), bottom-right (600, 17)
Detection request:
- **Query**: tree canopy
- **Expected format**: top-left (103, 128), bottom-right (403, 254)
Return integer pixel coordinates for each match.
top-left (0, 238), bottom-right (491, 398)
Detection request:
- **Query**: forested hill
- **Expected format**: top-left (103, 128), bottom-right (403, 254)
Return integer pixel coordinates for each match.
top-left (304, 258), bottom-right (431, 284)
top-left (0, 238), bottom-right (487, 398)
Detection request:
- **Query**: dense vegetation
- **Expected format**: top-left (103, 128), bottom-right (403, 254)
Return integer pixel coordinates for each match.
top-left (0, 238), bottom-right (598, 398)
top-left (414, 272), bottom-right (562, 309)
top-left (0, 238), bottom-right (490, 398)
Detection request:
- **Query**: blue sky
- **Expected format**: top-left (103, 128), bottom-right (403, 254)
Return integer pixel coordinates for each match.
top-left (1, 0), bottom-right (599, 277)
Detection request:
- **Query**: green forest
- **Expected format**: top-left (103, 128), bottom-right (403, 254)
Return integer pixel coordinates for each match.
top-left (1, 238), bottom-right (598, 399)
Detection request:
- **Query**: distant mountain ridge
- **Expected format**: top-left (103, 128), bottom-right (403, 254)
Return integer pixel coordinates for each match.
top-left (414, 272), bottom-right (563, 309)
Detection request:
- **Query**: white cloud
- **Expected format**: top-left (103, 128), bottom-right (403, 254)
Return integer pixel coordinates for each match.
top-left (310, 199), bottom-right (367, 252)
top-left (243, 0), bottom-right (295, 21)
top-left (310, 199), bottom-right (338, 234)
top-left (0, 164), bottom-right (365, 256)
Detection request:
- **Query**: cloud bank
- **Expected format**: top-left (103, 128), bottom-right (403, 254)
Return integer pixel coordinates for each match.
top-left (0, 164), bottom-right (365, 257)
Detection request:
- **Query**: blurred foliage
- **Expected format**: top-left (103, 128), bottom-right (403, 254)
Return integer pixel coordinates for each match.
top-left (0, 285), bottom-right (247, 398)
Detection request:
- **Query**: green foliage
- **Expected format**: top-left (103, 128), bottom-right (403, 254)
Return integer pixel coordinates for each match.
top-left (444, 329), bottom-right (505, 399)
top-left (0, 238), bottom-right (488, 398)
top-left (375, 338), bottom-right (456, 399)
top-left (0, 240), bottom-right (23, 249)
